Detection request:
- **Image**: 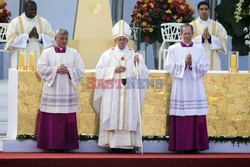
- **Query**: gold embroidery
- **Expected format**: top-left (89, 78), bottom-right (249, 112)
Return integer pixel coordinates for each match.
top-left (6, 33), bottom-right (18, 42)
top-left (38, 16), bottom-right (43, 33)
top-left (192, 20), bottom-right (198, 37)
top-left (210, 21), bottom-right (217, 70)
top-left (46, 33), bottom-right (55, 38)
top-left (18, 16), bottom-right (24, 34)
top-left (117, 60), bottom-right (121, 130)
top-left (118, 20), bottom-right (124, 36)
top-left (122, 85), bottom-right (127, 130)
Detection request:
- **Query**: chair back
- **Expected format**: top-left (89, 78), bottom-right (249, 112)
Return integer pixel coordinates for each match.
top-left (160, 23), bottom-right (183, 43)
top-left (0, 23), bottom-right (9, 43)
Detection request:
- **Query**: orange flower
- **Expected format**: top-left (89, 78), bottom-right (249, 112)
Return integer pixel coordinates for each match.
top-left (148, 28), bottom-right (153, 32)
top-left (141, 21), bottom-right (147, 27)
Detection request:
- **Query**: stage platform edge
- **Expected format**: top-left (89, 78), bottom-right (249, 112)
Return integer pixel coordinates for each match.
top-left (1, 138), bottom-right (250, 153)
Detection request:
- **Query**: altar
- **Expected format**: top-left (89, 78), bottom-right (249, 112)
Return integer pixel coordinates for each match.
top-left (7, 69), bottom-right (250, 138)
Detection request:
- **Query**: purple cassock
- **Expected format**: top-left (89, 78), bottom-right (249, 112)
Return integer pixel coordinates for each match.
top-left (37, 46), bottom-right (79, 150)
top-left (167, 41), bottom-right (209, 152)
top-left (37, 112), bottom-right (79, 150)
top-left (168, 115), bottom-right (209, 151)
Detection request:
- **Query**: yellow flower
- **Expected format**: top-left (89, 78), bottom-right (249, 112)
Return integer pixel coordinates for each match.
top-left (137, 13), bottom-right (142, 18)
top-left (177, 17), bottom-right (183, 23)
top-left (149, 3), bottom-right (154, 8)
top-left (148, 28), bottom-right (153, 32)
top-left (180, 5), bottom-right (185, 10)
top-left (173, 15), bottom-right (177, 19)
top-left (142, 4), bottom-right (147, 8)
top-left (166, 10), bottom-right (171, 14)
top-left (167, 0), bottom-right (172, 3)
top-left (141, 21), bottom-right (147, 27)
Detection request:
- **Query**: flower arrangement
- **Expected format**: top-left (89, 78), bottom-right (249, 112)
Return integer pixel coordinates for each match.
top-left (131, 0), bottom-right (195, 44)
top-left (234, 0), bottom-right (250, 48)
top-left (0, 0), bottom-right (11, 23)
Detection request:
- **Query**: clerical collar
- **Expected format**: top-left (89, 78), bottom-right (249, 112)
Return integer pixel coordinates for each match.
top-left (180, 41), bottom-right (193, 47)
top-left (22, 13), bottom-right (37, 21)
top-left (54, 46), bottom-right (66, 53)
top-left (197, 17), bottom-right (210, 23)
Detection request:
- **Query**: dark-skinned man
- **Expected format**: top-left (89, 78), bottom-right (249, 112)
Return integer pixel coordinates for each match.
top-left (5, 0), bottom-right (54, 69)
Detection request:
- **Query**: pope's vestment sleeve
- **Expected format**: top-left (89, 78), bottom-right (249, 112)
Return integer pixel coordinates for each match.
top-left (191, 48), bottom-right (210, 80)
top-left (94, 51), bottom-right (115, 115)
top-left (132, 53), bottom-right (149, 108)
top-left (37, 51), bottom-right (57, 87)
top-left (68, 52), bottom-right (85, 87)
top-left (164, 46), bottom-right (185, 79)
top-left (95, 52), bottom-right (116, 81)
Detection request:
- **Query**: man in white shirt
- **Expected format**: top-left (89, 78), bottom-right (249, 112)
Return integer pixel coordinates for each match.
top-left (190, 1), bottom-right (227, 70)
top-left (165, 24), bottom-right (210, 153)
top-left (36, 28), bottom-right (85, 152)
top-left (5, 0), bottom-right (54, 69)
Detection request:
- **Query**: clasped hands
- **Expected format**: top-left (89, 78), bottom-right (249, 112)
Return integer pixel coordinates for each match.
top-left (202, 27), bottom-right (210, 40)
top-left (29, 27), bottom-right (39, 39)
top-left (185, 54), bottom-right (192, 65)
top-left (57, 64), bottom-right (69, 74)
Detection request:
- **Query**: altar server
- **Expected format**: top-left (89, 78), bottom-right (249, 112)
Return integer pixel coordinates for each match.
top-left (165, 24), bottom-right (210, 153)
top-left (5, 0), bottom-right (54, 69)
top-left (94, 20), bottom-right (149, 153)
top-left (37, 28), bottom-right (85, 152)
top-left (190, 1), bottom-right (227, 70)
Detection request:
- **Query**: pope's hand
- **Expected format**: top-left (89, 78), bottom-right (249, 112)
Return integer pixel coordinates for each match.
top-left (134, 55), bottom-right (140, 66)
top-left (115, 65), bottom-right (126, 73)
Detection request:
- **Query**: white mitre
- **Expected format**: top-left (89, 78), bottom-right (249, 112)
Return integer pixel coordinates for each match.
top-left (112, 20), bottom-right (131, 39)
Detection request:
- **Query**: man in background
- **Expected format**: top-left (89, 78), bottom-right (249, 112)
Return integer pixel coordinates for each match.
top-left (5, 0), bottom-right (54, 69)
top-left (190, 1), bottom-right (227, 70)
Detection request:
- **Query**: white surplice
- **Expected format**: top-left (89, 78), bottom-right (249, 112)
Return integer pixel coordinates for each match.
top-left (37, 47), bottom-right (85, 114)
top-left (94, 45), bottom-right (149, 149)
top-left (190, 17), bottom-right (227, 70)
top-left (5, 13), bottom-right (55, 69)
top-left (164, 43), bottom-right (210, 116)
